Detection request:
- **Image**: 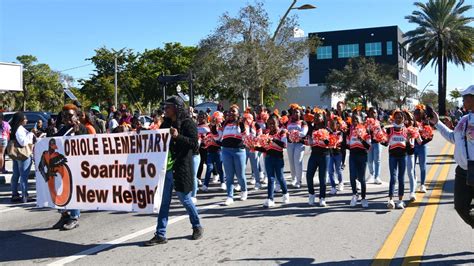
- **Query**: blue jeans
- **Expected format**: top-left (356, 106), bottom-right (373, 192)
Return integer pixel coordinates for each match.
top-left (11, 157), bottom-right (32, 199)
top-left (156, 170), bottom-right (201, 238)
top-left (406, 155), bottom-right (416, 193)
top-left (246, 148), bottom-right (261, 183)
top-left (367, 142), bottom-right (381, 179)
top-left (191, 154), bottom-right (200, 198)
top-left (329, 153), bottom-right (343, 188)
top-left (414, 144), bottom-right (427, 185)
top-left (60, 209), bottom-right (81, 219)
top-left (306, 153), bottom-right (329, 198)
top-left (265, 156), bottom-right (288, 200)
top-left (349, 153), bottom-right (367, 199)
top-left (204, 151), bottom-right (225, 186)
top-left (222, 147), bottom-right (247, 198)
top-left (389, 155), bottom-right (406, 198)
top-left (287, 143), bottom-right (305, 183)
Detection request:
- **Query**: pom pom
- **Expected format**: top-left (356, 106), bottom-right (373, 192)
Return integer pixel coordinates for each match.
top-left (328, 133), bottom-right (340, 147)
top-left (312, 128), bottom-right (330, 142)
top-left (420, 125), bottom-right (433, 139)
top-left (373, 127), bottom-right (388, 142)
top-left (407, 126), bottom-right (420, 139)
top-left (288, 130), bottom-right (300, 143)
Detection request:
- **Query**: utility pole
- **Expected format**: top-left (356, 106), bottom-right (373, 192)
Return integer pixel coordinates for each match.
top-left (114, 56), bottom-right (118, 107)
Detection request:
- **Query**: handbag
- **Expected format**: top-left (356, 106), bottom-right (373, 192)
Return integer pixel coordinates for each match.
top-left (6, 139), bottom-right (33, 161)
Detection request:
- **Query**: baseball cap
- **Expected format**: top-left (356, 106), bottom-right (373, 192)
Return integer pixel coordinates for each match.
top-left (163, 95), bottom-right (185, 108)
top-left (461, 85), bottom-right (474, 96)
top-left (90, 105), bottom-right (100, 112)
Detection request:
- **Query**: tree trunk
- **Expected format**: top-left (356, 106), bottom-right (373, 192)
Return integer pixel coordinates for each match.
top-left (22, 85), bottom-right (27, 111)
top-left (437, 40), bottom-right (446, 115)
top-left (443, 55), bottom-right (448, 113)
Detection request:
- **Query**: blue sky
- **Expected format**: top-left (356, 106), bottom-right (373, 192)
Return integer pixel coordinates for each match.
top-left (1, 0), bottom-right (473, 95)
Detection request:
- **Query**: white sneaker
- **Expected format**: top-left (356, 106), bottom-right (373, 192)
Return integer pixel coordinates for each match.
top-left (234, 184), bottom-right (241, 192)
top-left (191, 197), bottom-right (197, 204)
top-left (387, 199), bottom-right (395, 209)
top-left (374, 178), bottom-right (383, 185)
top-left (361, 199), bottom-right (369, 208)
top-left (366, 174), bottom-right (374, 183)
top-left (319, 198), bottom-right (327, 207)
top-left (261, 176), bottom-right (268, 184)
top-left (254, 183), bottom-right (261, 191)
top-left (409, 192), bottom-right (416, 202)
top-left (240, 191), bottom-right (248, 201)
top-left (250, 178), bottom-right (256, 185)
top-left (197, 179), bottom-right (202, 186)
top-left (200, 185), bottom-right (208, 192)
top-left (356, 180), bottom-right (361, 191)
top-left (350, 195), bottom-right (359, 206)
top-left (329, 187), bottom-right (338, 195)
top-left (396, 200), bottom-right (405, 209)
top-left (212, 175), bottom-right (219, 183)
top-left (282, 193), bottom-right (290, 204)
top-left (308, 194), bottom-right (316, 205)
top-left (274, 183), bottom-right (282, 193)
top-left (291, 179), bottom-right (297, 187)
top-left (224, 197), bottom-right (234, 206)
top-left (295, 182), bottom-right (301, 189)
top-left (420, 185), bottom-right (427, 193)
top-left (220, 183), bottom-right (227, 191)
top-left (263, 198), bottom-right (275, 208)
top-left (338, 182), bottom-right (344, 191)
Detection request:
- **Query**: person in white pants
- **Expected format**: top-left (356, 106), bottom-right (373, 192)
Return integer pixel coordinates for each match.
top-left (286, 104), bottom-right (308, 188)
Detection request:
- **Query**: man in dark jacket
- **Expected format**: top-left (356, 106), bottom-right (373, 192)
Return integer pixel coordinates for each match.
top-left (145, 96), bottom-right (203, 246)
top-left (52, 104), bottom-right (88, 231)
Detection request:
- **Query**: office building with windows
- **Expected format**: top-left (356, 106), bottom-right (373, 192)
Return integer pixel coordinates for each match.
top-left (309, 25), bottom-right (418, 88)
top-left (275, 26), bottom-right (419, 110)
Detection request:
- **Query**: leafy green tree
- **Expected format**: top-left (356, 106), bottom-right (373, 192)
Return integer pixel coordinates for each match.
top-left (391, 84), bottom-right (418, 108)
top-left (134, 43), bottom-right (198, 106)
top-left (404, 0), bottom-right (474, 115)
top-left (79, 47), bottom-right (140, 110)
top-left (449, 88), bottom-right (462, 101)
top-left (4, 55), bottom-right (64, 112)
top-left (323, 57), bottom-right (398, 108)
top-left (420, 90), bottom-right (439, 109)
top-left (193, 1), bottom-right (318, 106)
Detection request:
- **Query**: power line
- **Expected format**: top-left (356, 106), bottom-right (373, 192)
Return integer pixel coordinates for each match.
top-left (58, 63), bottom-right (93, 72)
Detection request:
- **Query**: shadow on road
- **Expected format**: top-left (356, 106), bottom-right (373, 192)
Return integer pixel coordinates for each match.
top-left (233, 251), bottom-right (474, 265)
top-left (0, 228), bottom-right (96, 262)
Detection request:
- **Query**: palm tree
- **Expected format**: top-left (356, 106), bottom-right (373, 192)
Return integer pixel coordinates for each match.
top-left (404, 0), bottom-right (474, 115)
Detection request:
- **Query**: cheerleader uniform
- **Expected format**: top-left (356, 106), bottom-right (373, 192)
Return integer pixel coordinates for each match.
top-left (219, 120), bottom-right (248, 204)
top-left (306, 125), bottom-right (330, 206)
top-left (286, 120), bottom-right (308, 187)
top-left (255, 131), bottom-right (289, 207)
top-left (347, 127), bottom-right (371, 207)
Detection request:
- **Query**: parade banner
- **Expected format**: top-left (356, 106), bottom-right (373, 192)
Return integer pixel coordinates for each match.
top-left (34, 130), bottom-right (170, 213)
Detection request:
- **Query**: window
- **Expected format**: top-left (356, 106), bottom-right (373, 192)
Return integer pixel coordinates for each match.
top-left (365, 42), bottom-right (382, 56)
top-left (317, 46), bottom-right (332, 59)
top-left (387, 41), bottom-right (393, 55)
top-left (338, 44), bottom-right (359, 58)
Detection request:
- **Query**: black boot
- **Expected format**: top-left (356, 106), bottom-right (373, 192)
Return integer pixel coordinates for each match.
top-left (144, 235), bottom-right (168, 246)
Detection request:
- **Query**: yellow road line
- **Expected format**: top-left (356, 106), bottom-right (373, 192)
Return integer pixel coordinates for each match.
top-left (372, 142), bottom-right (452, 266)
top-left (402, 145), bottom-right (455, 265)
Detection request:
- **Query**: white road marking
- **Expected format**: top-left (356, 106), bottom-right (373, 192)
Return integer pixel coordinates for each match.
top-left (0, 207), bottom-right (21, 213)
top-left (48, 203), bottom-right (220, 266)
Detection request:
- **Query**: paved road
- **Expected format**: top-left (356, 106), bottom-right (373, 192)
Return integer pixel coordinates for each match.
top-left (0, 132), bottom-right (473, 265)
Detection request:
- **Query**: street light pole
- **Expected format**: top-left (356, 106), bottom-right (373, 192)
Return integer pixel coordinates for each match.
top-left (259, 0), bottom-right (316, 105)
top-left (114, 56), bottom-right (118, 108)
top-left (418, 80), bottom-right (433, 101)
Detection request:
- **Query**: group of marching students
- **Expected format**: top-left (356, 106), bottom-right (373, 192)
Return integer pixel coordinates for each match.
top-left (191, 101), bottom-right (434, 210)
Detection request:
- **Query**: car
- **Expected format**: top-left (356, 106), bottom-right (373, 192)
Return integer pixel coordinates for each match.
top-left (194, 102), bottom-right (219, 114)
top-left (139, 115), bottom-right (153, 129)
top-left (3, 111), bottom-right (52, 131)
